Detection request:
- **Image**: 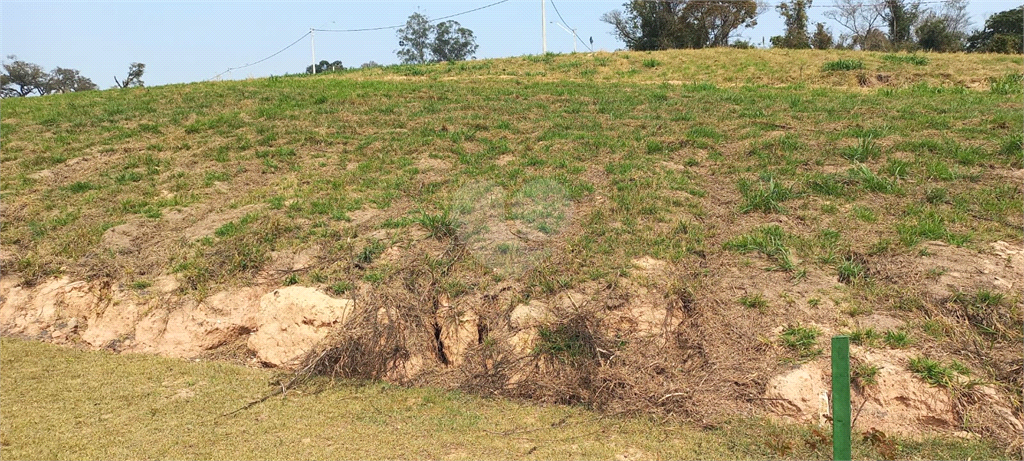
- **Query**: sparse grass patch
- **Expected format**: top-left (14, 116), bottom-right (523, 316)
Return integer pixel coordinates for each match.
top-left (779, 324), bottom-right (822, 360)
top-left (841, 136), bottom-right (879, 162)
top-left (881, 54), bottom-right (929, 66)
top-left (739, 293), bottom-right (768, 311)
top-left (847, 327), bottom-right (881, 346)
top-left (989, 72), bottom-right (1023, 95)
top-left (822, 59), bottom-right (864, 72)
top-left (737, 173), bottom-right (796, 214)
top-left (724, 225), bottom-right (795, 271)
top-left (908, 356), bottom-right (973, 390)
top-left (837, 258), bottom-right (866, 284)
top-left (884, 329), bottom-right (911, 348)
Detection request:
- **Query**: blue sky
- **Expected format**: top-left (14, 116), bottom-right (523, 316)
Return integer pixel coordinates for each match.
top-left (1, 1), bottom-right (1016, 88)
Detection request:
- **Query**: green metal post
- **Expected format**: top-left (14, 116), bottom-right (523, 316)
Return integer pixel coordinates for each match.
top-left (831, 336), bottom-right (851, 461)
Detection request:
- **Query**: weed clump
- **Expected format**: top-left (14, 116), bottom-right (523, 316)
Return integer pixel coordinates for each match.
top-left (737, 173), bottom-right (796, 214)
top-left (822, 59), bottom-right (864, 72)
top-left (778, 324), bottom-right (822, 359)
top-left (724, 225), bottom-right (795, 271)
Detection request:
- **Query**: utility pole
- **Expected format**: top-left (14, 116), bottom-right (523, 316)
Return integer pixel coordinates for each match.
top-left (541, 0), bottom-right (547, 53)
top-left (310, 28), bottom-right (316, 74)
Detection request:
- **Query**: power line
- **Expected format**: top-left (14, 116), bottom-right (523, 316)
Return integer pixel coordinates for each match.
top-left (208, 31), bottom-right (310, 81)
top-left (207, 0), bottom-right (511, 81)
top-left (313, 0), bottom-right (512, 32)
top-left (549, 0), bottom-right (595, 52)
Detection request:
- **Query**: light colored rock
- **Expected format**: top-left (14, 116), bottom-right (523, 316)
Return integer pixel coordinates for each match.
top-left (437, 307), bottom-right (479, 367)
top-left (247, 286), bottom-right (353, 367)
top-left (509, 300), bottom-right (551, 330)
top-left (764, 361), bottom-right (830, 425)
top-left (135, 287), bottom-right (262, 358)
top-left (764, 351), bottom-right (959, 436)
top-left (81, 293), bottom-right (141, 347)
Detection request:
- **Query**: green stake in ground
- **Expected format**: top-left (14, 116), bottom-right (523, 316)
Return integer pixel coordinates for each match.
top-left (832, 336), bottom-right (851, 461)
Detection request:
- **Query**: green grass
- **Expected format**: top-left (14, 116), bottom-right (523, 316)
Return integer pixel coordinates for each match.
top-left (908, 356), bottom-right (973, 390)
top-left (2, 338), bottom-right (1006, 461)
top-left (739, 293), bottom-right (769, 311)
top-left (779, 324), bottom-right (822, 359)
top-left (822, 59), bottom-right (865, 71)
top-left (724, 225), bottom-right (796, 271)
top-left (881, 54), bottom-right (929, 66)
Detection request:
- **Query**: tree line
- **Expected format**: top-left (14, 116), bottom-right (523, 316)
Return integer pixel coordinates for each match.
top-left (2, 58), bottom-right (144, 98)
top-left (604, 0), bottom-right (1022, 54)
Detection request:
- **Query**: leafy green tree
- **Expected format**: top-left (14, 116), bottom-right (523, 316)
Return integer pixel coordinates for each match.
top-left (46, 67), bottom-right (98, 94)
top-left (1, 55), bottom-right (48, 97)
top-left (880, 0), bottom-right (921, 48)
top-left (811, 23), bottom-right (835, 49)
top-left (601, 0), bottom-right (763, 51)
top-left (771, 0), bottom-right (812, 49)
top-left (306, 60), bottom-right (343, 74)
top-left (114, 62), bottom-right (145, 88)
top-left (396, 13), bottom-right (478, 64)
top-left (915, 0), bottom-right (970, 52)
top-left (430, 20), bottom-right (478, 62)
top-left (915, 16), bottom-right (961, 52)
top-left (397, 13), bottom-right (433, 64)
top-left (966, 6), bottom-right (1023, 54)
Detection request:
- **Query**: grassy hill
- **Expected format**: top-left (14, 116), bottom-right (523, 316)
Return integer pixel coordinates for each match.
top-left (2, 48), bottom-right (1022, 456)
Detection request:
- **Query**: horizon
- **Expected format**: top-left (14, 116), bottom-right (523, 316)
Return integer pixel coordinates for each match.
top-left (1, 0), bottom-right (1018, 89)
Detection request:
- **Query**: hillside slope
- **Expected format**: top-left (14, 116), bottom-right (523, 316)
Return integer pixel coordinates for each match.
top-left (2, 49), bottom-right (1022, 448)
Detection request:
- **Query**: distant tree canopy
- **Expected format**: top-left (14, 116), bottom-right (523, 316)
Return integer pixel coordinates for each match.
top-left (396, 13), bottom-right (478, 64)
top-left (114, 62), bottom-right (145, 88)
top-left (916, 0), bottom-right (970, 52)
top-left (880, 0), bottom-right (921, 48)
top-left (601, 0), bottom-right (762, 51)
top-left (306, 60), bottom-right (344, 74)
top-left (771, 0), bottom-right (812, 49)
top-left (811, 23), bottom-right (835, 49)
top-left (966, 6), bottom-right (1023, 54)
top-left (1, 56), bottom-right (97, 98)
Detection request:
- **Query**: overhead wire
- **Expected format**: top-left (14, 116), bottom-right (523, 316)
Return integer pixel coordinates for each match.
top-left (208, 31), bottom-right (310, 81)
top-left (207, 0), bottom-right (511, 81)
top-left (313, 0), bottom-right (512, 32)
top-left (549, 0), bottom-right (595, 52)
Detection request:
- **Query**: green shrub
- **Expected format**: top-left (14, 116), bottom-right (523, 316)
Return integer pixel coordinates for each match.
top-left (823, 59), bottom-right (865, 71)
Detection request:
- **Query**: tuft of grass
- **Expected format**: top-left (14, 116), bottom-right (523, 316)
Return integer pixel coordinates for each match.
top-left (642, 58), bottom-right (661, 68)
top-left (779, 324), bottom-right (822, 359)
top-left (847, 327), bottom-right (881, 346)
top-left (841, 136), bottom-right (879, 162)
top-left (413, 209), bottom-right (458, 240)
top-left (737, 174), bottom-right (796, 214)
top-left (328, 280), bottom-right (353, 295)
top-left (908, 356), bottom-right (973, 390)
top-left (852, 362), bottom-right (880, 389)
top-left (724, 225), bottom-right (795, 271)
top-left (739, 293), bottom-right (769, 311)
top-left (128, 280), bottom-right (152, 290)
top-left (884, 329), bottom-right (911, 348)
top-left (356, 239), bottom-right (388, 265)
top-left (837, 258), bottom-right (866, 284)
top-left (881, 54), bottom-right (929, 66)
top-left (822, 59), bottom-right (864, 72)
top-left (989, 73), bottom-right (1023, 95)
